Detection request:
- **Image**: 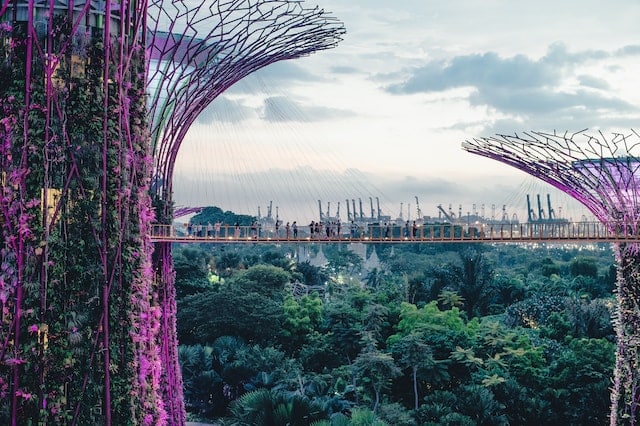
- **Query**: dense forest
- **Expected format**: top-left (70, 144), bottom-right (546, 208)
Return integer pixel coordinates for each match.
top-left (175, 214), bottom-right (616, 425)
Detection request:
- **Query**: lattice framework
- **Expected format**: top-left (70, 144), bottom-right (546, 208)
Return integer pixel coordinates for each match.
top-left (146, 0), bottom-right (345, 216)
top-left (144, 1), bottom-right (344, 423)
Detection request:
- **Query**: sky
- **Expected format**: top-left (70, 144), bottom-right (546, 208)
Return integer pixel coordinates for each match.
top-left (171, 0), bottom-right (640, 224)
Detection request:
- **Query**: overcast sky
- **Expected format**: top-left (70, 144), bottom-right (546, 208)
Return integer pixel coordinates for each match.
top-left (172, 0), bottom-right (640, 224)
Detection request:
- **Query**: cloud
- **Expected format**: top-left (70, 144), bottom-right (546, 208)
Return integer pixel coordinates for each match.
top-left (261, 96), bottom-right (355, 122)
top-left (196, 96), bottom-right (257, 124)
top-left (330, 65), bottom-right (361, 74)
top-left (383, 43), bottom-right (639, 134)
top-left (386, 52), bottom-right (558, 94)
top-left (617, 45), bottom-right (640, 56)
top-left (469, 87), bottom-right (633, 115)
top-left (577, 75), bottom-right (610, 90)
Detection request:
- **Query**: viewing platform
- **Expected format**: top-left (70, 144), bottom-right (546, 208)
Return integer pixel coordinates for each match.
top-left (149, 222), bottom-right (640, 244)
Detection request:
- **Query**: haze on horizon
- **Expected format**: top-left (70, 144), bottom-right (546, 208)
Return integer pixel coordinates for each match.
top-left (170, 0), bottom-right (640, 224)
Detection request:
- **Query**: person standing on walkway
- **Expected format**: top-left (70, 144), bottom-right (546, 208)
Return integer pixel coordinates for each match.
top-left (293, 221), bottom-right (298, 238)
top-left (285, 222), bottom-right (290, 239)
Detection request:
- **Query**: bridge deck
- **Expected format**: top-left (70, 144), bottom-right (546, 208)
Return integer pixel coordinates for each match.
top-left (149, 222), bottom-right (640, 243)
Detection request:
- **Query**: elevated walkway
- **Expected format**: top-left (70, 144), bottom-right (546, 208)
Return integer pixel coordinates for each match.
top-left (149, 222), bottom-right (640, 243)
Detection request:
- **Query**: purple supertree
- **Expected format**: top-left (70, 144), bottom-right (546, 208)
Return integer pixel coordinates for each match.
top-left (462, 129), bottom-right (640, 425)
top-left (0, 0), bottom-right (164, 424)
top-left (144, 0), bottom-right (344, 423)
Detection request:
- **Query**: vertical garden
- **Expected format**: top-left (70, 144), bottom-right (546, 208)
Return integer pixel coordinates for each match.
top-left (0, 4), bottom-right (163, 424)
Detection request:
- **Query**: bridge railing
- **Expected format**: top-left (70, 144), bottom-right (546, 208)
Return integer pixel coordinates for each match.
top-left (149, 221), bottom-right (640, 243)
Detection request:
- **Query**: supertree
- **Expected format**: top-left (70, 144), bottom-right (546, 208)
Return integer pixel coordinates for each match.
top-left (0, 0), bottom-right (343, 424)
top-left (145, 0), bottom-right (344, 423)
top-left (0, 0), bottom-right (164, 424)
top-left (462, 129), bottom-right (640, 425)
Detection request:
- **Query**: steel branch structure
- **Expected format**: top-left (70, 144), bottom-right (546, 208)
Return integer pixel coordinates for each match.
top-left (144, 1), bottom-right (344, 424)
top-left (463, 129), bottom-right (640, 425)
top-left (146, 0), bottom-right (345, 218)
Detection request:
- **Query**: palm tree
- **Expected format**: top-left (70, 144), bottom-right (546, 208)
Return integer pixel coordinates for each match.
top-left (178, 344), bottom-right (221, 417)
top-left (437, 289), bottom-right (465, 310)
top-left (228, 389), bottom-right (326, 425)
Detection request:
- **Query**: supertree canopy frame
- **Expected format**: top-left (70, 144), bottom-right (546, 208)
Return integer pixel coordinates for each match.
top-left (0, 0), bottom-right (164, 424)
top-left (144, 2), bottom-right (344, 423)
top-left (146, 0), bottom-right (345, 219)
top-left (462, 129), bottom-right (640, 425)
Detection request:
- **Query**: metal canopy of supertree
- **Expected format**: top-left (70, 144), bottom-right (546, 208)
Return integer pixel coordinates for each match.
top-left (463, 129), bottom-right (640, 425)
top-left (463, 130), bottom-right (640, 227)
top-left (146, 0), bottom-right (346, 216)
top-left (143, 1), bottom-right (344, 424)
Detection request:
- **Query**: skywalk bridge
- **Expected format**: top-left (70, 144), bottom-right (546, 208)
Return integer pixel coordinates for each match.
top-left (149, 222), bottom-right (640, 244)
